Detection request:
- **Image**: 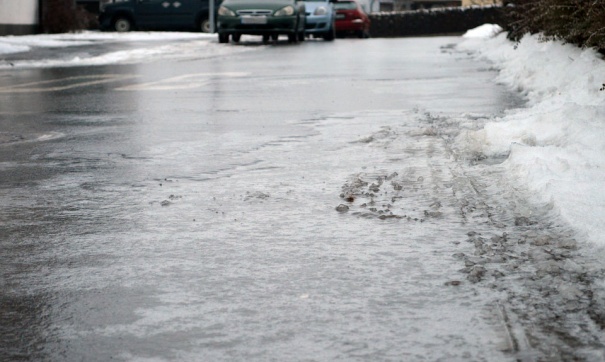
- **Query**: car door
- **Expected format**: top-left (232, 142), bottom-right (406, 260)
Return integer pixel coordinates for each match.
top-left (134, 0), bottom-right (175, 28)
top-left (171, 0), bottom-right (202, 28)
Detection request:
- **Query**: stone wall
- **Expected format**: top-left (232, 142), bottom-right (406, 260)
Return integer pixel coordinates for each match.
top-left (369, 6), bottom-right (505, 37)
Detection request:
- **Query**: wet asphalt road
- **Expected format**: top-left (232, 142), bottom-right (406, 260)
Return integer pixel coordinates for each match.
top-left (2, 36), bottom-right (605, 361)
top-left (0, 37), bottom-right (515, 196)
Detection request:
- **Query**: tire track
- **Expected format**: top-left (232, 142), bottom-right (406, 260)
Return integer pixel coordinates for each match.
top-left (336, 111), bottom-right (605, 360)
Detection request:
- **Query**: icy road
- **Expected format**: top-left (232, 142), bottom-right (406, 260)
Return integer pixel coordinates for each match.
top-left (1, 34), bottom-right (605, 361)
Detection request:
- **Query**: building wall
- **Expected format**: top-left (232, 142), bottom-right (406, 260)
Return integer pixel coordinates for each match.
top-left (0, 0), bottom-right (40, 35)
top-left (357, 0), bottom-right (381, 13)
top-left (392, 0), bottom-right (462, 12)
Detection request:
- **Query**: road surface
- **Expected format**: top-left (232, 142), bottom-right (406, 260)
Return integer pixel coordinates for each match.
top-left (1, 36), bottom-right (605, 361)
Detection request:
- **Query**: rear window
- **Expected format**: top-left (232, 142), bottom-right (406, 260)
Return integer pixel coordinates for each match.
top-left (334, 1), bottom-right (357, 10)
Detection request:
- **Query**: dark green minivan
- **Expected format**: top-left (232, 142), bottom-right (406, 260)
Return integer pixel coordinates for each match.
top-left (217, 0), bottom-right (306, 43)
top-left (99, 0), bottom-right (216, 32)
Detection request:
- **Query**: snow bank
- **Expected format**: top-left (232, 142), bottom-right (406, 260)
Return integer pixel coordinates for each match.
top-left (0, 31), bottom-right (213, 53)
top-left (459, 25), bottom-right (605, 246)
top-left (0, 31), bottom-right (251, 68)
top-left (462, 23), bottom-right (502, 39)
top-left (0, 42), bottom-right (30, 55)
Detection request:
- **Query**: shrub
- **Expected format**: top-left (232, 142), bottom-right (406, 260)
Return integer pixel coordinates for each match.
top-left (42, 0), bottom-right (97, 33)
top-left (505, 0), bottom-right (605, 50)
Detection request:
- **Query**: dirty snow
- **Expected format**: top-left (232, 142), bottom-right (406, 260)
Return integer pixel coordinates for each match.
top-left (459, 24), bottom-right (605, 247)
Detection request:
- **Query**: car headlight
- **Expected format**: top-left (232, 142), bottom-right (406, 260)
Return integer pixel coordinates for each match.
top-left (218, 6), bottom-right (236, 16)
top-left (313, 6), bottom-right (327, 15)
top-left (274, 5), bottom-right (295, 16)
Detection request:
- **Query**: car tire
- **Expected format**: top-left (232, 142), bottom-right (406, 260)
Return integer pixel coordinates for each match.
top-left (262, 35), bottom-right (270, 44)
top-left (288, 33), bottom-right (298, 43)
top-left (113, 17), bottom-right (133, 32)
top-left (232, 33), bottom-right (241, 42)
top-left (199, 17), bottom-right (211, 33)
top-left (323, 21), bottom-right (335, 41)
top-left (218, 33), bottom-right (229, 43)
top-left (298, 30), bottom-right (305, 42)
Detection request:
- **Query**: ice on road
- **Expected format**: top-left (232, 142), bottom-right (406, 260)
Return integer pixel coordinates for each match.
top-left (2, 29), bottom-right (605, 361)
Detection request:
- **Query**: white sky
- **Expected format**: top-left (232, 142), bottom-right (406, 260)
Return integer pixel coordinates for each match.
top-left (1, 27), bottom-right (604, 247)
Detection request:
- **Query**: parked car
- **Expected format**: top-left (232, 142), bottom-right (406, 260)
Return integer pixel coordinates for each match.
top-left (98, 0), bottom-right (215, 32)
top-left (217, 0), bottom-right (306, 43)
top-left (76, 0), bottom-right (101, 14)
top-left (334, 0), bottom-right (370, 38)
top-left (304, 0), bottom-right (336, 40)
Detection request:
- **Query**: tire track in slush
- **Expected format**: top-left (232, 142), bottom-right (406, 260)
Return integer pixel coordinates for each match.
top-left (335, 111), bottom-right (605, 361)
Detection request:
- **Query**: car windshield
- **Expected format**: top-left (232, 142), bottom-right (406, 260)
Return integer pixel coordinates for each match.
top-left (334, 1), bottom-right (357, 9)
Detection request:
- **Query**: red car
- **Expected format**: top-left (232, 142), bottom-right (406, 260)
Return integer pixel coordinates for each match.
top-left (334, 0), bottom-right (371, 38)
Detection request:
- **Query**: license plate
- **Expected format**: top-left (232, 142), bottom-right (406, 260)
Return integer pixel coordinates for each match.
top-left (241, 16), bottom-right (267, 24)
top-left (336, 14), bottom-right (345, 19)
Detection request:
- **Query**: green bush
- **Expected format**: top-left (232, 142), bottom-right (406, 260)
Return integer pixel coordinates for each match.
top-left (505, 0), bottom-right (605, 50)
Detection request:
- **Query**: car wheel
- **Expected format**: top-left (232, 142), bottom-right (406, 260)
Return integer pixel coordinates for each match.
top-left (323, 21), bottom-right (335, 41)
top-left (271, 34), bottom-right (279, 41)
top-left (262, 34), bottom-right (270, 44)
top-left (232, 33), bottom-right (241, 42)
top-left (199, 17), bottom-right (211, 33)
top-left (298, 30), bottom-right (305, 42)
top-left (113, 17), bottom-right (133, 32)
top-left (218, 33), bottom-right (229, 43)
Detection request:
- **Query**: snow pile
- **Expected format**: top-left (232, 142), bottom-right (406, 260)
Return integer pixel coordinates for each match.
top-left (459, 25), bottom-right (605, 246)
top-left (0, 31), bottom-right (213, 53)
top-left (462, 23), bottom-right (503, 39)
top-left (0, 42), bottom-right (30, 54)
top-left (0, 31), bottom-right (240, 68)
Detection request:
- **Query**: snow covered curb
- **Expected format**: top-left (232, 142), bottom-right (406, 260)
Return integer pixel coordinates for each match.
top-left (458, 25), bottom-right (605, 246)
top-left (0, 31), bottom-right (247, 69)
top-left (0, 31), bottom-right (214, 54)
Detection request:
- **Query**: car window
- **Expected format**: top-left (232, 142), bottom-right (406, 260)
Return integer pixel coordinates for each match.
top-left (334, 1), bottom-right (357, 9)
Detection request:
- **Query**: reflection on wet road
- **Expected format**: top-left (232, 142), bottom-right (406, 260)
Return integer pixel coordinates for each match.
top-left (0, 74), bottom-right (136, 93)
top-left (2, 37), bottom-right (604, 361)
